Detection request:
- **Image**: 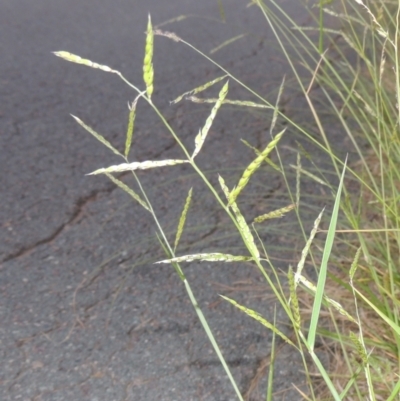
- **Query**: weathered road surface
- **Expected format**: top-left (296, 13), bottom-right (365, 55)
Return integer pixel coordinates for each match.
top-left (0, 1), bottom-right (340, 400)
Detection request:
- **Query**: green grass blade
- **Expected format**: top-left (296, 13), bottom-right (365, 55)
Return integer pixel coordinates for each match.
top-left (387, 378), bottom-right (400, 401)
top-left (266, 307), bottom-right (277, 401)
top-left (71, 115), bottom-right (123, 157)
top-left (308, 351), bottom-right (342, 401)
top-left (307, 156), bottom-right (348, 350)
top-left (174, 187), bottom-right (193, 252)
top-left (354, 288), bottom-right (400, 337)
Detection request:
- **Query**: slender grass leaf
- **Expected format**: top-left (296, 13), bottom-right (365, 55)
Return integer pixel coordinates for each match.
top-left (104, 173), bottom-right (150, 211)
top-left (266, 308), bottom-right (277, 401)
top-left (53, 51), bottom-right (120, 74)
top-left (387, 378), bottom-right (400, 401)
top-left (229, 129), bottom-right (285, 206)
top-left (308, 157), bottom-right (348, 351)
top-left (308, 351), bottom-right (342, 401)
top-left (171, 75), bottom-right (228, 104)
top-left (192, 81), bottom-right (229, 158)
top-left (143, 14), bottom-right (154, 99)
top-left (125, 98), bottom-right (138, 158)
top-left (71, 115), bottom-right (122, 157)
top-left (221, 295), bottom-right (296, 347)
top-left (88, 159), bottom-right (189, 175)
top-left (253, 203), bottom-right (296, 223)
top-left (174, 187), bottom-right (193, 251)
top-left (354, 288), bottom-right (400, 336)
top-left (156, 253), bottom-right (253, 264)
top-left (183, 280), bottom-right (244, 401)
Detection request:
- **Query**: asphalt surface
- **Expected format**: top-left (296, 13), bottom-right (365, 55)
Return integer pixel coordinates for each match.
top-left (1, 1), bottom-right (345, 400)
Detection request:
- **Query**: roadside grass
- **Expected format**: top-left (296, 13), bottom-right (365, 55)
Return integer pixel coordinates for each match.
top-left (54, 0), bottom-right (400, 399)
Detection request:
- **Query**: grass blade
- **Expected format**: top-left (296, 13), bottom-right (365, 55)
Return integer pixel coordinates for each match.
top-left (307, 156), bottom-right (348, 351)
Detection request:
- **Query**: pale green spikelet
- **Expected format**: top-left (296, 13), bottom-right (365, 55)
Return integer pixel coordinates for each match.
top-left (153, 29), bottom-right (182, 43)
top-left (124, 97), bottom-right (138, 158)
top-left (210, 34), bottom-right (247, 54)
top-left (88, 159), bottom-right (189, 175)
top-left (220, 295), bottom-right (296, 347)
top-left (291, 164), bottom-right (329, 187)
top-left (288, 266), bottom-right (301, 330)
top-left (270, 75), bottom-right (285, 133)
top-left (171, 75), bottom-right (228, 104)
top-left (350, 332), bottom-right (368, 365)
top-left (229, 129), bottom-right (285, 206)
top-left (53, 51), bottom-right (120, 74)
top-left (349, 246), bottom-right (362, 281)
top-left (188, 96), bottom-right (271, 109)
top-left (192, 81), bottom-right (229, 158)
top-left (105, 173), bottom-right (150, 211)
top-left (253, 203), bottom-right (296, 223)
top-left (294, 208), bottom-right (325, 286)
top-left (71, 115), bottom-right (122, 157)
top-left (218, 175), bottom-right (259, 259)
top-left (240, 139), bottom-right (281, 172)
top-left (174, 187), bottom-right (193, 251)
top-left (296, 152), bottom-right (301, 207)
top-left (143, 14), bottom-right (154, 99)
top-left (299, 275), bottom-right (357, 323)
top-left (156, 253), bottom-right (254, 264)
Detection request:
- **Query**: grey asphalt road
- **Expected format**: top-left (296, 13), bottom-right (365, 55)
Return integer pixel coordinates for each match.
top-left (0, 1), bottom-right (343, 400)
